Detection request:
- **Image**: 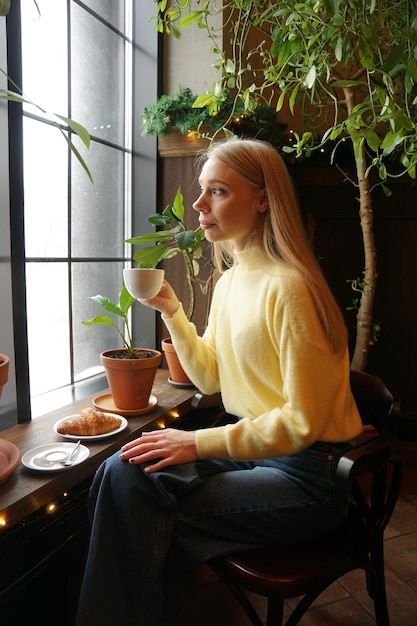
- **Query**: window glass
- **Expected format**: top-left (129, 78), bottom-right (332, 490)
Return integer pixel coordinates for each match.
top-left (71, 3), bottom-right (125, 145)
top-left (25, 262), bottom-right (71, 396)
top-left (19, 0), bottom-right (133, 418)
top-left (72, 261), bottom-right (125, 381)
top-left (81, 0), bottom-right (125, 31)
top-left (71, 142), bottom-right (125, 258)
top-left (23, 118), bottom-right (68, 258)
top-left (21, 0), bottom-right (68, 119)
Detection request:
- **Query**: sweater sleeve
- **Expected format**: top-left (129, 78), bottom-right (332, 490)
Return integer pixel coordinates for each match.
top-left (162, 304), bottom-right (221, 395)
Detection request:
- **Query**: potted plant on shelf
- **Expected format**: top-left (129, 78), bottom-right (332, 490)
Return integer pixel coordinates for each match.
top-left (82, 288), bottom-right (162, 412)
top-left (126, 186), bottom-right (213, 385)
top-left (141, 85), bottom-right (288, 157)
top-left (0, 353), bottom-right (9, 400)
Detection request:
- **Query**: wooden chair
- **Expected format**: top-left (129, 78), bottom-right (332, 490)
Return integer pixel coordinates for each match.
top-left (206, 370), bottom-right (403, 626)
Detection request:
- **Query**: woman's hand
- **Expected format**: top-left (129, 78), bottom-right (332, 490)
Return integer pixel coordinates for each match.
top-left (119, 428), bottom-right (198, 473)
top-left (139, 280), bottom-right (180, 319)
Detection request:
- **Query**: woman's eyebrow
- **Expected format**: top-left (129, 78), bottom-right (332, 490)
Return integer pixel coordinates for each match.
top-left (198, 177), bottom-right (228, 186)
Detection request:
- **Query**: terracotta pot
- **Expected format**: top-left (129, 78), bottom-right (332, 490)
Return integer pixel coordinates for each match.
top-left (161, 338), bottom-right (193, 385)
top-left (100, 348), bottom-right (161, 410)
top-left (0, 353), bottom-right (10, 401)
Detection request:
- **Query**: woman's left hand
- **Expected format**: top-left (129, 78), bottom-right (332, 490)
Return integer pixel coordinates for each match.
top-left (119, 428), bottom-right (198, 473)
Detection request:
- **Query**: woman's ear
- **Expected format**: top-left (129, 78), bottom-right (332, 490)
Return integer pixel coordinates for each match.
top-left (256, 189), bottom-right (269, 213)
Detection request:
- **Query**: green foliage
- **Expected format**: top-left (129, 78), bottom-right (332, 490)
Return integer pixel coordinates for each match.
top-left (0, 0), bottom-right (10, 17)
top-left (141, 85), bottom-right (288, 148)
top-left (154, 0), bottom-right (417, 181)
top-left (82, 289), bottom-right (136, 357)
top-left (83, 187), bottom-right (209, 352)
top-left (153, 0), bottom-right (417, 369)
top-left (126, 186), bottom-right (209, 320)
top-left (0, 72), bottom-right (93, 183)
top-left (141, 86), bottom-right (221, 136)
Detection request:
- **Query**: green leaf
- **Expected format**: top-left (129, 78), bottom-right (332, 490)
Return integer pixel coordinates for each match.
top-left (82, 315), bottom-right (118, 328)
top-left (289, 84), bottom-right (299, 115)
top-left (126, 231), bottom-right (173, 245)
top-left (133, 244), bottom-right (174, 267)
top-left (149, 212), bottom-right (176, 225)
top-left (363, 129), bottom-right (380, 152)
top-left (172, 186), bottom-right (185, 222)
top-left (304, 66), bottom-right (316, 89)
top-left (119, 286), bottom-right (135, 314)
top-left (55, 114), bottom-right (90, 148)
top-left (178, 11), bottom-right (202, 28)
top-left (192, 93), bottom-right (215, 108)
top-left (335, 36), bottom-right (343, 62)
top-left (175, 229), bottom-right (196, 250)
top-left (89, 295), bottom-right (125, 318)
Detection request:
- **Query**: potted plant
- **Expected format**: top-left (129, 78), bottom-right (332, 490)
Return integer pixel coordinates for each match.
top-left (82, 288), bottom-right (162, 411)
top-left (126, 186), bottom-right (213, 385)
top-left (141, 85), bottom-right (288, 156)
top-left (0, 353), bottom-right (9, 400)
top-left (154, 0), bottom-right (417, 373)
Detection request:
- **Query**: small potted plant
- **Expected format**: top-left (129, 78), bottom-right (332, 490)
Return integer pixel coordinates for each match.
top-left (82, 288), bottom-right (162, 411)
top-left (126, 186), bottom-right (213, 385)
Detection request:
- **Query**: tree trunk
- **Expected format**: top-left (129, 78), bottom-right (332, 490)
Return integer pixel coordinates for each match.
top-left (341, 83), bottom-right (377, 372)
top-left (350, 148), bottom-right (377, 371)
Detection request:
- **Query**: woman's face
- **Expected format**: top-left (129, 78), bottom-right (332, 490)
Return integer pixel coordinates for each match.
top-left (193, 156), bottom-right (267, 251)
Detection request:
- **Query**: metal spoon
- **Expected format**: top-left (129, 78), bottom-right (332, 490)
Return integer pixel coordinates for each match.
top-left (61, 440), bottom-right (81, 466)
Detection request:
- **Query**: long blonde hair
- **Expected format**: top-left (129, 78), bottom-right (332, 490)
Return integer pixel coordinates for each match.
top-left (199, 139), bottom-right (347, 353)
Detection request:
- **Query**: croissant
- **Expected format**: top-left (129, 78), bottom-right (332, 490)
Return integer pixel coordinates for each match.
top-left (57, 407), bottom-right (122, 436)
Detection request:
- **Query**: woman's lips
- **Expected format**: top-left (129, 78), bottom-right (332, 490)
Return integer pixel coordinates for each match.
top-left (199, 220), bottom-right (215, 230)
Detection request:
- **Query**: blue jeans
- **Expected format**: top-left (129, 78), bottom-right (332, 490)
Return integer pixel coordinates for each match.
top-left (75, 441), bottom-right (352, 626)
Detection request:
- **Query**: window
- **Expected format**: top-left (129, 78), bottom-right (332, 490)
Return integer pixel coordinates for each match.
top-left (1, 0), bottom-right (158, 427)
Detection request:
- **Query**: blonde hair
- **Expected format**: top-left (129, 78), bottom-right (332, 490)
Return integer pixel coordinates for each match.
top-left (198, 139), bottom-right (347, 353)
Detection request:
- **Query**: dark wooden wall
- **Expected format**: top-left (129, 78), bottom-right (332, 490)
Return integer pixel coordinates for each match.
top-left (157, 152), bottom-right (417, 442)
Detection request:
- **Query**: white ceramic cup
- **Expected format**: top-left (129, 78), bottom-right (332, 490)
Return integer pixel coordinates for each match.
top-left (123, 268), bottom-right (165, 299)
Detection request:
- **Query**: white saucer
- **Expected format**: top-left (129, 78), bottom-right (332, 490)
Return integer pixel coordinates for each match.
top-left (22, 442), bottom-right (90, 472)
top-left (168, 377), bottom-right (195, 389)
top-left (92, 393), bottom-right (158, 416)
top-left (53, 413), bottom-right (128, 441)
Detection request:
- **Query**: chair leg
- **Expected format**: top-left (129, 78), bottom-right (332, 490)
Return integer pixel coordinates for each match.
top-left (266, 598), bottom-right (284, 626)
top-left (368, 540), bottom-right (390, 626)
top-left (208, 562), bottom-right (263, 626)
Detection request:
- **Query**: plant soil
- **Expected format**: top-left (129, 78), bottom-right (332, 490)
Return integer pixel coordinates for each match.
top-left (107, 349), bottom-right (157, 360)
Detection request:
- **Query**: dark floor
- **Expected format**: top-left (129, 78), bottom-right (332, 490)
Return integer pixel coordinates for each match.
top-left (180, 463), bottom-right (417, 625)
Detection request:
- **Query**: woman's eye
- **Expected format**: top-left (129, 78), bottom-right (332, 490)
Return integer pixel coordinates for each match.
top-left (212, 188), bottom-right (224, 195)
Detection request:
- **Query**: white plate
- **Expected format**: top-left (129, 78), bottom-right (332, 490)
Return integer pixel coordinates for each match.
top-left (22, 442), bottom-right (90, 472)
top-left (53, 413), bottom-right (128, 441)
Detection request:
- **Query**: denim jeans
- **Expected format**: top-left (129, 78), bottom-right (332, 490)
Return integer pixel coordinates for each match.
top-left (75, 440), bottom-right (352, 626)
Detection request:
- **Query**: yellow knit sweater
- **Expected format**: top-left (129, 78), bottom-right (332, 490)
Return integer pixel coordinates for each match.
top-left (163, 247), bottom-right (363, 460)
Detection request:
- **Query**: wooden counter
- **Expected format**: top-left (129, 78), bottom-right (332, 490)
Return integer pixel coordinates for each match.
top-left (0, 369), bottom-right (198, 530)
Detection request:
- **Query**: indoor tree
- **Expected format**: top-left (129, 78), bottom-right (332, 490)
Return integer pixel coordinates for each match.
top-left (154, 0), bottom-right (417, 371)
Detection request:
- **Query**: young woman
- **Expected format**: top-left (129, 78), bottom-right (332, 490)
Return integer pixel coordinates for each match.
top-left (75, 139), bottom-right (363, 626)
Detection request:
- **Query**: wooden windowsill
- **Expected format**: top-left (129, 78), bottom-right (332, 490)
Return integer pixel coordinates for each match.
top-left (0, 369), bottom-right (198, 530)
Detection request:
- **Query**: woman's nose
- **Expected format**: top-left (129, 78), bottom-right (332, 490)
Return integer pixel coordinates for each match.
top-left (193, 193), bottom-right (208, 213)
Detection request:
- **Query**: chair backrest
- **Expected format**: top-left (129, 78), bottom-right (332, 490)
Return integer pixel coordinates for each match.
top-left (340, 371), bottom-right (402, 547)
top-left (349, 369), bottom-right (394, 433)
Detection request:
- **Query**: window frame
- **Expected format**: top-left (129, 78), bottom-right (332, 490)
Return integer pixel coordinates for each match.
top-left (1, 0), bottom-right (159, 428)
